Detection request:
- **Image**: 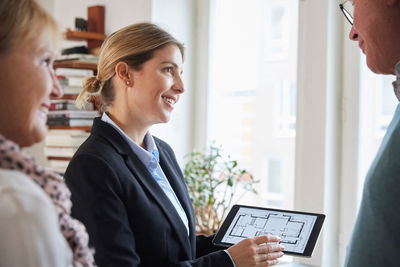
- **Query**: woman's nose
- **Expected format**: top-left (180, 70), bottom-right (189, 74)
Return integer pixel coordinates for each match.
top-left (50, 69), bottom-right (63, 99)
top-left (173, 74), bottom-right (185, 94)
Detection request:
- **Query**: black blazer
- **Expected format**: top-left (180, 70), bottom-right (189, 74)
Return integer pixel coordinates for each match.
top-left (65, 118), bottom-right (232, 267)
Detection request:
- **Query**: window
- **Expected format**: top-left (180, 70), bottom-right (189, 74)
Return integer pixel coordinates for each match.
top-left (263, 158), bottom-right (284, 207)
top-left (375, 76), bottom-right (397, 136)
top-left (264, 1), bottom-right (290, 61)
top-left (207, 0), bottom-right (299, 210)
top-left (274, 79), bottom-right (296, 137)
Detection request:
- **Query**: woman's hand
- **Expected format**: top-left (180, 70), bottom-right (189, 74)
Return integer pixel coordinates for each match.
top-left (227, 235), bottom-right (284, 266)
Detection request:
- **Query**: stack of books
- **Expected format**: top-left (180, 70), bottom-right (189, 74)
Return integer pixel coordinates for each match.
top-left (50, 67), bottom-right (98, 127)
top-left (46, 67), bottom-right (98, 174)
top-left (45, 129), bottom-right (90, 173)
top-left (56, 67), bottom-right (94, 97)
top-left (56, 53), bottom-right (99, 64)
top-left (47, 100), bottom-right (97, 127)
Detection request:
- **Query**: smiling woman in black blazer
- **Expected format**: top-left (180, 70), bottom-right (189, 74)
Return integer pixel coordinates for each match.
top-left (64, 22), bottom-right (284, 267)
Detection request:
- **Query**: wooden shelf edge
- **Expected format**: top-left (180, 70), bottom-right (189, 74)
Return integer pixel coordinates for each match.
top-left (51, 94), bottom-right (79, 100)
top-left (65, 29), bottom-right (106, 41)
top-left (54, 60), bottom-right (97, 70)
top-left (47, 156), bottom-right (72, 161)
top-left (47, 125), bottom-right (92, 132)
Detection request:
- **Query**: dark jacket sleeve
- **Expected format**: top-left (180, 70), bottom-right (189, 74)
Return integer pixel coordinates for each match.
top-left (195, 234), bottom-right (228, 256)
top-left (65, 153), bottom-right (141, 267)
top-left (173, 250), bottom-right (233, 267)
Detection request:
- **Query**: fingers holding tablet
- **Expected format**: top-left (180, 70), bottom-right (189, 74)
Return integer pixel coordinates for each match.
top-left (227, 235), bottom-right (284, 266)
top-left (253, 234), bottom-right (281, 245)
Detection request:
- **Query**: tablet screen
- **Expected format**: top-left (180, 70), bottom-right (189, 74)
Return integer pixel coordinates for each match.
top-left (213, 205), bottom-right (325, 257)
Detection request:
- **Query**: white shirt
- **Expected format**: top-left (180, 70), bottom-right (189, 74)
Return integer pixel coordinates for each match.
top-left (0, 168), bottom-right (73, 267)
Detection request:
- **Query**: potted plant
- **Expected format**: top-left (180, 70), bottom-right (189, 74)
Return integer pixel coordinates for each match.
top-left (183, 144), bottom-right (258, 235)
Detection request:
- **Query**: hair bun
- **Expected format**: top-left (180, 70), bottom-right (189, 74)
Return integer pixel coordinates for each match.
top-left (84, 76), bottom-right (101, 93)
top-left (92, 77), bottom-right (101, 90)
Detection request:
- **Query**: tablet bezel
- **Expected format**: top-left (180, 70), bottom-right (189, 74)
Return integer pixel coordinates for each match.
top-left (212, 204), bottom-right (325, 257)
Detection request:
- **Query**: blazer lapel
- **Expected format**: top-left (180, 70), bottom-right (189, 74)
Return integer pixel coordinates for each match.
top-left (157, 146), bottom-right (197, 255)
top-left (124, 154), bottom-right (193, 259)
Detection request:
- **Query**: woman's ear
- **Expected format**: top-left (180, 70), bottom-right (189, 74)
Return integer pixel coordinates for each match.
top-left (115, 61), bottom-right (133, 86)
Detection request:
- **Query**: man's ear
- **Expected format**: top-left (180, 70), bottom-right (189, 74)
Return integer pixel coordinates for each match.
top-left (115, 61), bottom-right (133, 86)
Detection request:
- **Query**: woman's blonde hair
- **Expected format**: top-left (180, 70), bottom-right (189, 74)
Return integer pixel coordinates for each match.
top-left (0, 0), bottom-right (59, 53)
top-left (77, 22), bottom-right (185, 113)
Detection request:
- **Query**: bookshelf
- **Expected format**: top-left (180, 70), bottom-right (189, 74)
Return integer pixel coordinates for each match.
top-left (45, 28), bottom-right (104, 174)
top-left (46, 62), bottom-right (96, 172)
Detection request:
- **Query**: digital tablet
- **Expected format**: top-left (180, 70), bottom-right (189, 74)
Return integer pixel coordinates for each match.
top-left (212, 204), bottom-right (325, 257)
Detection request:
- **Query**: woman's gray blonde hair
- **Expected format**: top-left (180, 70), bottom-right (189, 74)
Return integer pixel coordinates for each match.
top-left (0, 0), bottom-right (59, 53)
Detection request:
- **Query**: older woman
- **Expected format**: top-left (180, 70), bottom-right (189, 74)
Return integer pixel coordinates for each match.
top-left (65, 22), bottom-right (284, 267)
top-left (0, 0), bottom-right (95, 266)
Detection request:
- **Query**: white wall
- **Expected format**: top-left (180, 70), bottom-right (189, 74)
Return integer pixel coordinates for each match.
top-left (37, 0), bottom-right (53, 13)
top-left (150, 0), bottom-right (196, 164)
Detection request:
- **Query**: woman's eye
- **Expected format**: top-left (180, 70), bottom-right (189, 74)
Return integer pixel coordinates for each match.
top-left (164, 67), bottom-right (174, 73)
top-left (41, 58), bottom-right (51, 66)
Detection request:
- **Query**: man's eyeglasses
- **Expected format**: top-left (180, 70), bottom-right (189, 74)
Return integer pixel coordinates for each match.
top-left (339, 1), bottom-right (354, 25)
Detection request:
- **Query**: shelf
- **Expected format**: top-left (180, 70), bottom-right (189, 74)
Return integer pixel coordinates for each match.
top-left (51, 94), bottom-right (78, 100)
top-left (45, 27), bottom-right (99, 170)
top-left (54, 60), bottom-right (97, 71)
top-left (47, 156), bottom-right (72, 161)
top-left (65, 29), bottom-right (106, 41)
top-left (48, 125), bottom-right (92, 132)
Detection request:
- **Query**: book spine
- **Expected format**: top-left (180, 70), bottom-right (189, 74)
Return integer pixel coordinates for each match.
top-left (48, 114), bottom-right (72, 119)
top-left (65, 77), bottom-right (84, 87)
top-left (55, 68), bottom-right (94, 76)
top-left (63, 86), bottom-right (82, 95)
top-left (47, 118), bottom-right (93, 127)
top-left (47, 113), bottom-right (97, 119)
top-left (47, 119), bottom-right (71, 126)
top-left (50, 103), bottom-right (76, 110)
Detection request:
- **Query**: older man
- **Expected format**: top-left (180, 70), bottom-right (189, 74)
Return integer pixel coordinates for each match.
top-left (340, 0), bottom-right (400, 266)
